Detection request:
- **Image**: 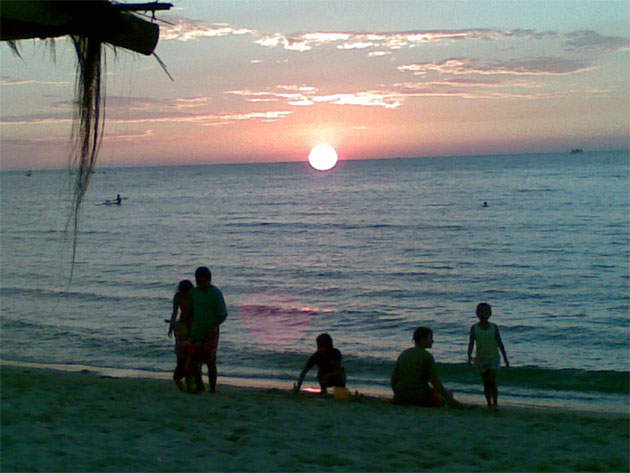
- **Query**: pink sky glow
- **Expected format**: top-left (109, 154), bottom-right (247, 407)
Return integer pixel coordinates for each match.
top-left (1, 1), bottom-right (628, 170)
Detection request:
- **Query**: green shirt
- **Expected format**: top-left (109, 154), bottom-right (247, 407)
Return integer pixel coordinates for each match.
top-left (188, 285), bottom-right (227, 342)
top-left (391, 346), bottom-right (437, 403)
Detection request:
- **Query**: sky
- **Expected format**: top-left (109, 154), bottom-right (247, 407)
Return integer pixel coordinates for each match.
top-left (1, 0), bottom-right (629, 170)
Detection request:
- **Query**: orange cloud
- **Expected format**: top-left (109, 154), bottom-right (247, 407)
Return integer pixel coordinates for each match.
top-left (1, 107), bottom-right (292, 127)
top-left (161, 18), bottom-right (254, 41)
top-left (228, 86), bottom-right (406, 108)
top-left (398, 57), bottom-right (593, 76)
top-left (1, 77), bottom-right (71, 86)
top-left (227, 85), bottom-right (481, 108)
top-left (253, 28), bottom-right (558, 52)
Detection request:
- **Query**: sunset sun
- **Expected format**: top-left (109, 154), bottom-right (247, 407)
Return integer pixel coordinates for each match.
top-left (308, 144), bottom-right (338, 171)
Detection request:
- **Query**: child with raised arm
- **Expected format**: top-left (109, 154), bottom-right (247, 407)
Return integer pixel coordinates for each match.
top-left (294, 333), bottom-right (346, 395)
top-left (467, 302), bottom-right (509, 408)
top-left (167, 280), bottom-right (194, 392)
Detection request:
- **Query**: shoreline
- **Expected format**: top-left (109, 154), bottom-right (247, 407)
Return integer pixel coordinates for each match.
top-left (1, 359), bottom-right (627, 416)
top-left (2, 365), bottom-right (628, 472)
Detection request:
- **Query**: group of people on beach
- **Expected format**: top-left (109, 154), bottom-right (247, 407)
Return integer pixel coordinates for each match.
top-left (391, 302), bottom-right (509, 409)
top-left (167, 266), bottom-right (509, 408)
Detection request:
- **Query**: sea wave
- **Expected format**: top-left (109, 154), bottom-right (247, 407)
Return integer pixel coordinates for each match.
top-left (0, 286), bottom-right (165, 305)
top-left (4, 340), bottom-right (626, 397)
top-left (221, 221), bottom-right (464, 232)
top-left (436, 363), bottom-right (628, 394)
top-left (203, 348), bottom-right (630, 396)
top-left (1, 315), bottom-right (627, 398)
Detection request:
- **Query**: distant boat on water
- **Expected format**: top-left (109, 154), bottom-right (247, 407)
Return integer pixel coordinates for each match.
top-left (25, 170), bottom-right (32, 176)
top-left (97, 194), bottom-right (127, 206)
top-left (570, 148), bottom-right (584, 154)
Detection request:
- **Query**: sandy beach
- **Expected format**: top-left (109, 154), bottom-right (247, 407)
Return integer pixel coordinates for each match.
top-left (1, 365), bottom-right (627, 472)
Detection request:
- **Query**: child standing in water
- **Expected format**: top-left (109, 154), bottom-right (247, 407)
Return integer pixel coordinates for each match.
top-left (467, 302), bottom-right (509, 408)
top-left (168, 280), bottom-right (194, 392)
top-left (294, 333), bottom-right (346, 395)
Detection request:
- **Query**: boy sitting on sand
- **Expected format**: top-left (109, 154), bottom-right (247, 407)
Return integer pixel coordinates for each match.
top-left (167, 280), bottom-right (194, 392)
top-left (294, 333), bottom-right (346, 395)
top-left (467, 302), bottom-right (509, 408)
top-left (391, 327), bottom-right (462, 408)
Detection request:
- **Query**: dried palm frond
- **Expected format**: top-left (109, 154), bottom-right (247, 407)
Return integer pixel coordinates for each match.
top-left (67, 36), bottom-right (104, 277)
top-left (7, 39), bottom-right (21, 58)
top-left (2, 1), bottom-right (172, 277)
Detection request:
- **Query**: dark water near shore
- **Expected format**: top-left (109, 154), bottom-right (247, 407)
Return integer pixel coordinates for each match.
top-left (1, 151), bottom-right (628, 410)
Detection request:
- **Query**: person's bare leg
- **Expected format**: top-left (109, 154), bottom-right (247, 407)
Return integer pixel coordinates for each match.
top-left (174, 376), bottom-right (185, 392)
top-left (207, 352), bottom-right (217, 393)
top-left (193, 361), bottom-right (205, 393)
top-left (487, 370), bottom-right (498, 406)
top-left (481, 371), bottom-right (492, 407)
top-left (184, 354), bottom-right (194, 392)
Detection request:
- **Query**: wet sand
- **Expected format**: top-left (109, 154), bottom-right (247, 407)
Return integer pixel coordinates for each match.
top-left (1, 366), bottom-right (627, 472)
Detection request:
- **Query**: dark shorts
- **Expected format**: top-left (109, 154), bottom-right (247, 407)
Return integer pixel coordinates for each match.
top-left (476, 356), bottom-right (500, 374)
top-left (318, 369), bottom-right (346, 388)
top-left (393, 387), bottom-right (444, 407)
top-left (175, 343), bottom-right (190, 361)
top-left (192, 328), bottom-right (220, 363)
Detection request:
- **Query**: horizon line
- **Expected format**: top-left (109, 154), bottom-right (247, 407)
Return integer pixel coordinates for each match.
top-left (2, 148), bottom-right (627, 172)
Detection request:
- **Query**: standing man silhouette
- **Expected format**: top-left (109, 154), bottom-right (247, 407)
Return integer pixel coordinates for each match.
top-left (188, 266), bottom-right (227, 393)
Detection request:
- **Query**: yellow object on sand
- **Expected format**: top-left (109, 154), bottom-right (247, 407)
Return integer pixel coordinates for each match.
top-left (333, 386), bottom-right (350, 401)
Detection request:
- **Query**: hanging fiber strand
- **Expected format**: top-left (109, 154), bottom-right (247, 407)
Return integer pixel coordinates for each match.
top-left (1, 1), bottom-right (173, 277)
top-left (67, 36), bottom-right (104, 279)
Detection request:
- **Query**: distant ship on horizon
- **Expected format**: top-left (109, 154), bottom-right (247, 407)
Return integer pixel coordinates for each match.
top-left (570, 148), bottom-right (584, 154)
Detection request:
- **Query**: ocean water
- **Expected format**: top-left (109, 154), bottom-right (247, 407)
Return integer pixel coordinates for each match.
top-left (1, 151), bottom-right (628, 410)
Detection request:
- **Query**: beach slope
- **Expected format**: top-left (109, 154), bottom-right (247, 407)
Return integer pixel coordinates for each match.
top-left (1, 366), bottom-right (627, 472)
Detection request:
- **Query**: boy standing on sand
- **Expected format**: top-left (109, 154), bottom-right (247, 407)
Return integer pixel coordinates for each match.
top-left (188, 266), bottom-right (227, 393)
top-left (467, 302), bottom-right (509, 408)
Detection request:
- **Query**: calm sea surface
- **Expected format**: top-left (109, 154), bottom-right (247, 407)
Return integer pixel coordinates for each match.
top-left (1, 151), bottom-right (628, 409)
